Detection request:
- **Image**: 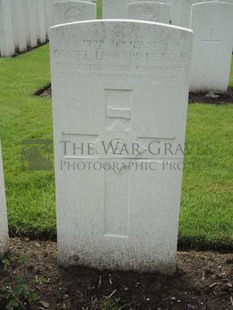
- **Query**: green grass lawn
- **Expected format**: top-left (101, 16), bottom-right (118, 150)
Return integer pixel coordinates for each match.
top-left (0, 44), bottom-right (232, 248)
top-left (0, 45), bottom-right (55, 238)
top-left (229, 54), bottom-right (233, 87)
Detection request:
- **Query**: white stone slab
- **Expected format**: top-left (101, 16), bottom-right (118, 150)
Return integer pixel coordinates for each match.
top-left (218, 0), bottom-right (233, 2)
top-left (172, 0), bottom-right (182, 26)
top-left (190, 1), bottom-right (233, 92)
top-left (52, 1), bottom-right (96, 25)
top-left (0, 0), bottom-right (15, 57)
top-left (218, 0), bottom-right (233, 48)
top-left (38, 0), bottom-right (47, 43)
top-left (127, 2), bottom-right (171, 23)
top-left (180, 0), bottom-right (213, 28)
top-left (45, 0), bottom-right (56, 33)
top-left (50, 20), bottom-right (192, 273)
top-left (11, 0), bottom-right (28, 52)
top-left (103, 0), bottom-right (182, 25)
top-left (0, 141), bottom-right (9, 258)
top-left (26, 0), bottom-right (39, 48)
top-left (102, 0), bottom-right (130, 18)
top-left (44, 0), bottom-right (53, 35)
top-left (44, 0), bottom-right (58, 39)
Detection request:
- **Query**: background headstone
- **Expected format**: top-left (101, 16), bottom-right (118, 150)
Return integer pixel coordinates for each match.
top-left (179, 0), bottom-right (212, 28)
top-left (218, 0), bottom-right (233, 2)
top-left (38, 0), bottom-right (47, 44)
top-left (103, 0), bottom-right (182, 25)
top-left (50, 20), bottom-right (192, 274)
top-left (53, 1), bottom-right (96, 26)
top-left (0, 0), bottom-right (15, 57)
top-left (11, 0), bottom-right (28, 53)
top-left (102, 0), bottom-right (130, 18)
top-left (190, 1), bottom-right (233, 92)
top-left (44, 0), bottom-right (56, 37)
top-left (26, 0), bottom-right (40, 48)
top-left (127, 1), bottom-right (171, 24)
top-left (218, 0), bottom-right (233, 48)
top-left (0, 141), bottom-right (9, 258)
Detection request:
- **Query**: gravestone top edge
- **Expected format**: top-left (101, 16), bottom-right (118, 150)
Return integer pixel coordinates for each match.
top-left (128, 1), bottom-right (171, 3)
top-left (128, 1), bottom-right (171, 5)
top-left (57, 0), bottom-right (96, 6)
top-left (55, 0), bottom-right (97, 6)
top-left (49, 18), bottom-right (193, 33)
top-left (192, 1), bottom-right (233, 8)
top-left (192, 0), bottom-right (233, 6)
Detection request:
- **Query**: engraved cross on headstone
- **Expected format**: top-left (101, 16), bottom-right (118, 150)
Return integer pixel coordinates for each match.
top-left (202, 28), bottom-right (221, 61)
top-left (61, 89), bottom-right (175, 239)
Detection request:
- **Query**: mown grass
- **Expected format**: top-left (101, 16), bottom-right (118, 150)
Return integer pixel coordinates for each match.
top-left (229, 54), bottom-right (233, 87)
top-left (180, 103), bottom-right (233, 250)
top-left (0, 45), bottom-right (55, 238)
top-left (179, 56), bottom-right (233, 250)
top-left (0, 38), bottom-right (232, 247)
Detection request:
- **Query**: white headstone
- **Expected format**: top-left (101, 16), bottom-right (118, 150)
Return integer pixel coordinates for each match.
top-left (26, 0), bottom-right (39, 48)
top-left (180, 0), bottom-right (213, 28)
top-left (38, 0), bottom-right (47, 44)
top-left (0, 141), bottom-right (9, 258)
top-left (103, 0), bottom-right (182, 25)
top-left (50, 20), bottom-right (192, 274)
top-left (0, 0), bottom-right (15, 57)
top-left (190, 2), bottom-right (233, 92)
top-left (127, 2), bottom-right (171, 23)
top-left (172, 0), bottom-right (183, 25)
top-left (102, 0), bottom-right (130, 18)
top-left (218, 0), bottom-right (233, 48)
top-left (11, 0), bottom-right (28, 53)
top-left (44, 0), bottom-right (54, 35)
top-left (52, 1), bottom-right (96, 25)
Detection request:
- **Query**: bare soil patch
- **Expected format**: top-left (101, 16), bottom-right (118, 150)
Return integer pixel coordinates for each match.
top-left (189, 88), bottom-right (233, 104)
top-left (1, 238), bottom-right (233, 310)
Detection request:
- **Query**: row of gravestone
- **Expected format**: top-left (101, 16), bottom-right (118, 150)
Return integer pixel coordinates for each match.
top-left (1, 0), bottom-right (232, 55)
top-left (39, 12), bottom-right (233, 273)
top-left (0, 18), bottom-right (193, 274)
top-left (102, 0), bottom-right (233, 27)
top-left (1, 0), bottom-right (233, 92)
top-left (52, 0), bottom-right (233, 92)
top-left (0, 4), bottom-right (232, 274)
top-left (0, 0), bottom-right (47, 57)
top-left (0, 0), bottom-right (96, 57)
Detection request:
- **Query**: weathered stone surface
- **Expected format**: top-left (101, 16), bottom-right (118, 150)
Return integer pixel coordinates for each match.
top-left (179, 0), bottom-right (212, 28)
top-left (27, 0), bottom-right (39, 48)
top-left (11, 0), bottom-right (28, 52)
top-left (0, 0), bottom-right (15, 56)
top-left (127, 1), bottom-right (171, 23)
top-left (38, 0), bottom-right (47, 43)
top-left (102, 0), bottom-right (131, 18)
top-left (53, 1), bottom-right (96, 25)
top-left (103, 0), bottom-right (182, 25)
top-left (50, 20), bottom-right (192, 274)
